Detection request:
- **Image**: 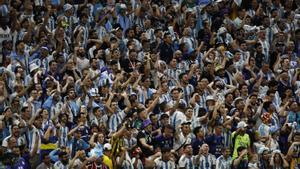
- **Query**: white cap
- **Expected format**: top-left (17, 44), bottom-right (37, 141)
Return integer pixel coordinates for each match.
top-left (103, 143), bottom-right (112, 151)
top-left (237, 121), bottom-right (247, 129)
top-left (120, 4), bottom-right (127, 9)
top-left (206, 95), bottom-right (215, 102)
top-left (258, 146), bottom-right (269, 154)
top-left (233, 97), bottom-right (243, 106)
top-left (29, 63), bottom-right (39, 73)
top-left (218, 27), bottom-right (227, 35)
top-left (64, 4), bottom-right (73, 12)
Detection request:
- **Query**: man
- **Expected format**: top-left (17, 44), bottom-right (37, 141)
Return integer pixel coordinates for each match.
top-left (257, 29), bottom-right (270, 63)
top-left (205, 125), bottom-right (224, 158)
top-left (216, 147), bottom-right (232, 169)
top-left (231, 121), bottom-right (250, 159)
top-left (154, 124), bottom-right (174, 149)
top-left (136, 77), bottom-right (156, 104)
top-left (170, 100), bottom-right (187, 130)
top-left (154, 147), bottom-right (176, 169)
top-left (232, 146), bottom-right (248, 169)
top-left (102, 143), bottom-right (113, 169)
top-left (178, 144), bottom-right (196, 169)
top-left (117, 4), bottom-right (131, 33)
top-left (174, 121), bottom-right (192, 151)
top-left (54, 151), bottom-right (70, 169)
top-left (2, 124), bottom-right (26, 147)
top-left (37, 153), bottom-right (54, 169)
top-left (67, 126), bottom-right (89, 158)
top-left (179, 73), bottom-right (194, 103)
top-left (137, 119), bottom-right (154, 157)
top-left (120, 49), bottom-right (140, 73)
top-left (196, 144), bottom-right (216, 169)
top-left (192, 126), bottom-right (205, 155)
top-left (159, 33), bottom-right (174, 64)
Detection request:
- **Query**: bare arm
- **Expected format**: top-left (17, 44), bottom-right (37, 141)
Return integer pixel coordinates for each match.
top-left (105, 93), bottom-right (115, 114)
top-left (30, 131), bottom-right (39, 157)
top-left (89, 133), bottom-right (97, 148)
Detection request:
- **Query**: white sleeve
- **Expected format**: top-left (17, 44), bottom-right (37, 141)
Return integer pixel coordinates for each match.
top-left (1, 137), bottom-right (8, 147)
top-left (212, 155), bottom-right (216, 165)
top-left (178, 157), bottom-right (186, 168)
top-left (216, 157), bottom-right (221, 169)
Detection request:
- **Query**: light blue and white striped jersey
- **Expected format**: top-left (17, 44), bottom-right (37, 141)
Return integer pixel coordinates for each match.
top-left (165, 68), bottom-right (182, 86)
top-left (123, 137), bottom-right (137, 149)
top-left (154, 158), bottom-right (176, 169)
top-left (108, 110), bottom-right (126, 133)
top-left (197, 154), bottom-right (216, 169)
top-left (222, 130), bottom-right (232, 148)
top-left (28, 127), bottom-right (43, 154)
top-left (58, 125), bottom-right (69, 147)
top-left (216, 155), bottom-right (232, 169)
top-left (159, 92), bottom-right (172, 104)
top-left (170, 110), bottom-right (186, 129)
top-left (178, 155), bottom-right (196, 169)
top-left (181, 84), bottom-right (194, 104)
top-left (258, 123), bottom-right (270, 138)
top-left (136, 86), bottom-right (156, 104)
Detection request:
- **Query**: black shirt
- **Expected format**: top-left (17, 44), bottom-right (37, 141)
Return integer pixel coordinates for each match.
top-left (159, 42), bottom-right (174, 64)
top-left (137, 130), bottom-right (153, 157)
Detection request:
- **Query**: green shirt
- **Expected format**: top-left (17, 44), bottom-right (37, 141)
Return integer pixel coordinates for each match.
top-left (231, 131), bottom-right (250, 159)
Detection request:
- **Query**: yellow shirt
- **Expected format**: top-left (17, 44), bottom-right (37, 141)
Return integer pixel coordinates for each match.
top-left (231, 132), bottom-right (250, 159)
top-left (291, 158), bottom-right (300, 169)
top-left (103, 155), bottom-right (113, 169)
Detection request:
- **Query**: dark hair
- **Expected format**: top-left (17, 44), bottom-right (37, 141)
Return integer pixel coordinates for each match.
top-left (161, 147), bottom-right (172, 154)
top-left (183, 143), bottom-right (192, 149)
top-left (41, 152), bottom-right (50, 160)
top-left (162, 124), bottom-right (174, 133)
top-left (237, 146), bottom-right (246, 153)
top-left (92, 107), bottom-right (101, 114)
top-left (193, 126), bottom-right (202, 135)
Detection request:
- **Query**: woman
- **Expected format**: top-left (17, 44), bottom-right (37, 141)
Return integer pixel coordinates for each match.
top-left (270, 150), bottom-right (289, 169)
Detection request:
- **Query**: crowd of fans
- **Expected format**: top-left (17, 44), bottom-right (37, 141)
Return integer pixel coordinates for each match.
top-left (0, 0), bottom-right (300, 168)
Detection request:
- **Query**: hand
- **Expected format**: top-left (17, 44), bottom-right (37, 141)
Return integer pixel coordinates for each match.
top-left (191, 64), bottom-right (197, 71)
top-left (75, 150), bottom-right (82, 157)
top-left (149, 145), bottom-right (154, 151)
top-left (241, 149), bottom-right (248, 157)
top-left (88, 156), bottom-right (97, 162)
top-left (121, 91), bottom-right (128, 97)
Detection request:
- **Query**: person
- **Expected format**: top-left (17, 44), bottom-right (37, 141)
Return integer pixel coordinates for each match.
top-left (154, 147), bottom-right (176, 169)
top-left (137, 119), bottom-right (154, 157)
top-left (37, 153), bottom-right (54, 169)
top-left (178, 144), bottom-right (196, 169)
top-left (0, 0), bottom-right (299, 168)
top-left (54, 151), bottom-right (69, 169)
top-left (102, 143), bottom-right (113, 169)
top-left (232, 146), bottom-right (248, 169)
top-left (216, 147), bottom-right (232, 169)
top-left (231, 121), bottom-right (251, 159)
top-left (196, 144), bottom-right (216, 169)
top-left (269, 150), bottom-right (289, 169)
